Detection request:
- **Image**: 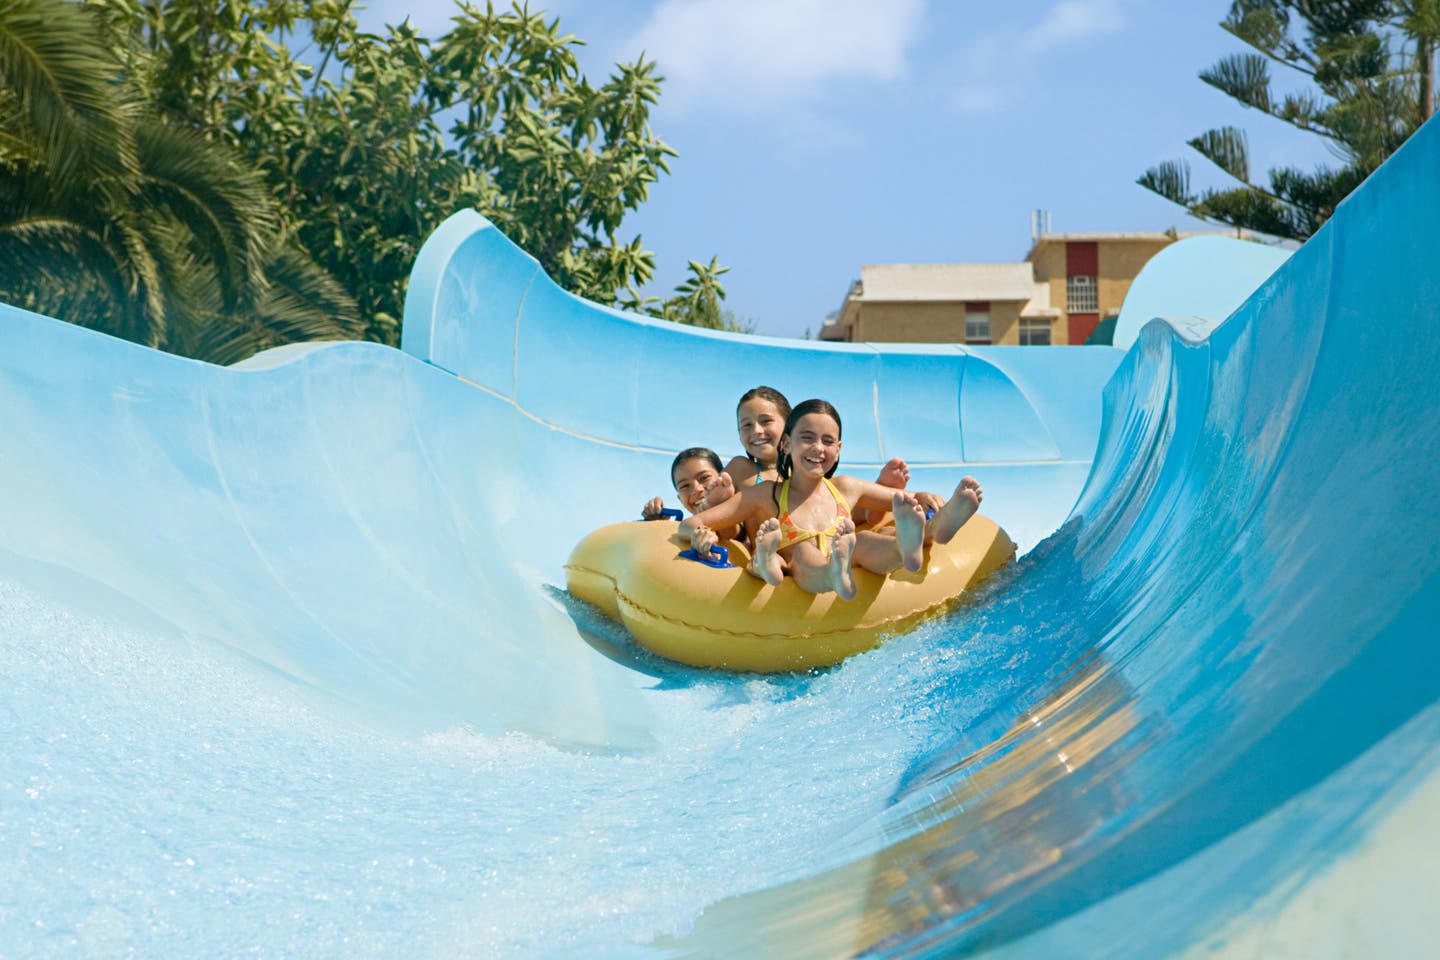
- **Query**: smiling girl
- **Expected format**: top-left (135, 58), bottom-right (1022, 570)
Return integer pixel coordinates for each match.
top-left (724, 386), bottom-right (911, 527)
top-left (682, 399), bottom-right (984, 599)
top-left (723, 386), bottom-right (790, 487)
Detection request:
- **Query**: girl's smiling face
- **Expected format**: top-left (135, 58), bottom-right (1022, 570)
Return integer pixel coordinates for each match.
top-left (782, 412), bottom-right (842, 478)
top-left (671, 457), bottom-right (722, 513)
top-left (737, 398), bottom-right (784, 467)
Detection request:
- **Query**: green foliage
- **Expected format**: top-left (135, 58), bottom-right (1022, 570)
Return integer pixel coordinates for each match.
top-left (621, 255), bottom-right (752, 333)
top-left (1189, 125), bottom-right (1252, 181)
top-left (3, 0), bottom-right (737, 354)
top-left (665, 255), bottom-right (733, 329)
top-left (1141, 0), bottom-right (1438, 241)
top-left (96, 0), bottom-right (692, 346)
top-left (0, 0), bottom-right (135, 183)
top-left (0, 0), bottom-right (359, 360)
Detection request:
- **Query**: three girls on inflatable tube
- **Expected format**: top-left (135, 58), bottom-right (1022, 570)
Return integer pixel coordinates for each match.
top-left (640, 388), bottom-right (985, 602)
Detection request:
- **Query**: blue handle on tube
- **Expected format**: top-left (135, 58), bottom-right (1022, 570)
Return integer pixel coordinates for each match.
top-left (679, 545), bottom-right (732, 568)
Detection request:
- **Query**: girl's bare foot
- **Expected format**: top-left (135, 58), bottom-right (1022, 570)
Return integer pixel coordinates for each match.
top-left (876, 456), bottom-right (909, 489)
top-left (751, 518), bottom-right (786, 586)
top-left (892, 492), bottom-right (926, 572)
top-left (854, 457), bottom-right (910, 527)
top-left (825, 518), bottom-right (858, 600)
top-left (696, 470), bottom-right (736, 513)
top-left (931, 476), bottom-right (983, 543)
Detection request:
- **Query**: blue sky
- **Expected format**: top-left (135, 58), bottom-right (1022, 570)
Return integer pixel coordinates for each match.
top-left (359, 1), bottom-right (1331, 338)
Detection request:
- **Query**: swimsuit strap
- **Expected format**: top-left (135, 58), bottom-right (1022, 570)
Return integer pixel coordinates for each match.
top-left (822, 476), bottom-right (851, 520)
top-left (776, 477), bottom-right (850, 557)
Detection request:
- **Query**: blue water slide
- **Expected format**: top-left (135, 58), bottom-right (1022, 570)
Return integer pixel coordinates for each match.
top-left (3, 111), bottom-right (1440, 956)
top-left (398, 206), bottom-right (1121, 553)
top-left (1112, 234), bottom-right (1293, 349)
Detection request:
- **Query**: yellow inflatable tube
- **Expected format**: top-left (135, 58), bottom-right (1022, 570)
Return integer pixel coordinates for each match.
top-left (564, 516), bottom-right (1016, 672)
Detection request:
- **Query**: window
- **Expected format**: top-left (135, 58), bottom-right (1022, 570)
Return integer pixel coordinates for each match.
top-left (964, 301), bottom-right (991, 344)
top-left (1066, 275), bottom-right (1098, 313)
top-left (1019, 318), bottom-right (1052, 346)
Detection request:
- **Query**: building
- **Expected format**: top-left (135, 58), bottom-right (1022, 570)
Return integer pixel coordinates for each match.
top-left (819, 232), bottom-right (1179, 346)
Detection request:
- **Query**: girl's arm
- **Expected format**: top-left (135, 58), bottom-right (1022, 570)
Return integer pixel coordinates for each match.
top-left (836, 475), bottom-right (942, 514)
top-left (680, 482), bottom-right (767, 556)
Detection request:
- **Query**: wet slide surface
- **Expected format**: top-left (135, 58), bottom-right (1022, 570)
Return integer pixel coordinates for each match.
top-left (3, 117), bottom-right (1440, 958)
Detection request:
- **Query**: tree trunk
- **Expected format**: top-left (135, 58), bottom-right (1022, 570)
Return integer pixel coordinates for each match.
top-left (1422, 37), bottom-right (1435, 122)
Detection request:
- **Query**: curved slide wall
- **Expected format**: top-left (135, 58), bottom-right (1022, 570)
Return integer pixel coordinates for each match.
top-left (1111, 233), bottom-right (1292, 350)
top-left (2, 118), bottom-right (1438, 956)
top-left (0, 222), bottom-right (1120, 747)
top-left (399, 206), bottom-right (1123, 552)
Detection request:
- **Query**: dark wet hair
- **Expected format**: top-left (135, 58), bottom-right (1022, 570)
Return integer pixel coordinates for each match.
top-left (670, 447), bottom-right (724, 489)
top-left (736, 386), bottom-right (791, 464)
top-left (736, 386), bottom-right (791, 419)
top-left (776, 399), bottom-right (842, 480)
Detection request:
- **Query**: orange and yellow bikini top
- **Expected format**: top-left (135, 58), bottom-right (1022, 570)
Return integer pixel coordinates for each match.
top-left (776, 477), bottom-right (851, 557)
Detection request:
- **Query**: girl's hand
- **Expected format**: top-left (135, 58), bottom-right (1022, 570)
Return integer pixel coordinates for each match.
top-left (691, 523), bottom-right (719, 558)
top-left (642, 497), bottom-right (666, 520)
top-left (703, 470), bottom-right (736, 508)
top-left (914, 491), bottom-right (944, 516)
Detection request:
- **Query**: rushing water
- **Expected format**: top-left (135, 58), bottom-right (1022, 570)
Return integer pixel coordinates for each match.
top-left (1, 553), bottom-right (1058, 958)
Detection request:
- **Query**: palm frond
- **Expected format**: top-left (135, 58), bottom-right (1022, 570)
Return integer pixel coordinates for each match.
top-left (0, 0), bottom-right (138, 183)
top-left (132, 119), bottom-right (276, 310)
top-left (0, 214), bottom-right (150, 332)
top-left (105, 213), bottom-right (166, 345)
top-left (187, 245), bottom-right (360, 365)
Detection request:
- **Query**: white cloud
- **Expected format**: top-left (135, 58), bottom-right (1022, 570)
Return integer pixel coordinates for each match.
top-left (1020, 0), bottom-right (1125, 56)
top-left (949, 0), bottom-right (1126, 115)
top-left (628, 0), bottom-right (927, 114)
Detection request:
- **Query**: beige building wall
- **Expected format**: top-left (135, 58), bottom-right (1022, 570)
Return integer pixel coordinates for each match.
top-left (988, 300), bottom-right (1026, 345)
top-left (1097, 238), bottom-right (1170, 318)
top-left (1028, 245), bottom-right (1070, 343)
top-left (1029, 244), bottom-right (1067, 285)
top-left (848, 299), bottom-right (1028, 344)
top-left (822, 233), bottom-right (1192, 345)
top-left (853, 302), bottom-right (961, 342)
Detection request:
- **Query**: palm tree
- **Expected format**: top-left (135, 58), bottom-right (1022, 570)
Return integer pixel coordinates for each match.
top-left (0, 0), bottom-right (357, 362)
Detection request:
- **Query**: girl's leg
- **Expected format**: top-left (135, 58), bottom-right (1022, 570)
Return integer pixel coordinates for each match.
top-left (851, 531), bottom-right (900, 576)
top-left (850, 493), bottom-right (926, 575)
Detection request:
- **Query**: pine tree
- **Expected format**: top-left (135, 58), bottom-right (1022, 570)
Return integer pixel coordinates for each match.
top-left (1140, 1), bottom-right (1439, 241)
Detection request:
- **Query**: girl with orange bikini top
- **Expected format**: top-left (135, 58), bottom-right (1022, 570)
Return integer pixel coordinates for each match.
top-left (678, 398), bottom-right (985, 599)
